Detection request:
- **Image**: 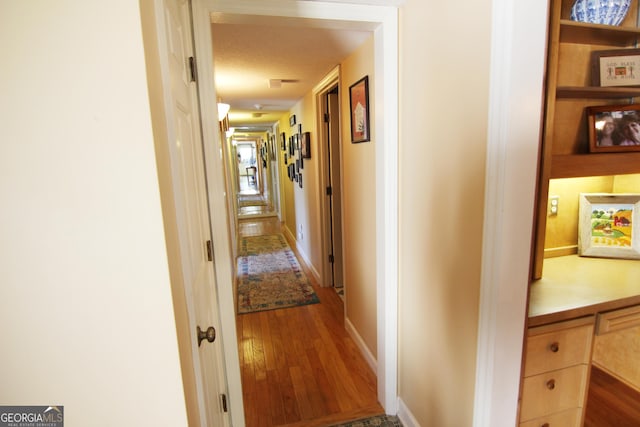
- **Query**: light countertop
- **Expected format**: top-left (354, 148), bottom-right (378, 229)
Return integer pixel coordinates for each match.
top-left (529, 255), bottom-right (640, 327)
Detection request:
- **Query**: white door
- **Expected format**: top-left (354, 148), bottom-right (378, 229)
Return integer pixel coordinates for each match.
top-left (159, 0), bottom-right (228, 425)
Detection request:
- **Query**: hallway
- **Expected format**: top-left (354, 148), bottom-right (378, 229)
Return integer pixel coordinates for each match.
top-left (236, 217), bottom-right (383, 427)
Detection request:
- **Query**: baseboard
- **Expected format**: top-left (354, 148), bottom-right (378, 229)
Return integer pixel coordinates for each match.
top-left (344, 317), bottom-right (377, 375)
top-left (397, 398), bottom-right (420, 427)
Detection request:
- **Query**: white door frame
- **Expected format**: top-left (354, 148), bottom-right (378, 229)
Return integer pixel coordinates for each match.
top-left (473, 0), bottom-right (548, 426)
top-left (314, 66), bottom-right (341, 290)
top-left (192, 0), bottom-right (400, 414)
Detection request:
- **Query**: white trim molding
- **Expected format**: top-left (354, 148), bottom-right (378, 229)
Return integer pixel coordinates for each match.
top-left (473, 0), bottom-right (548, 426)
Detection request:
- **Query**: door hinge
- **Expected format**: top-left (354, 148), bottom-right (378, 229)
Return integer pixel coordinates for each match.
top-left (329, 254), bottom-right (334, 263)
top-left (326, 186), bottom-right (332, 196)
top-left (221, 394), bottom-right (228, 413)
top-left (189, 56), bottom-right (197, 82)
top-left (324, 113), bottom-right (330, 123)
top-left (206, 240), bottom-right (213, 262)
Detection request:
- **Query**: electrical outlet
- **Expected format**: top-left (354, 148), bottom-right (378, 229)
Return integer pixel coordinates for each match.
top-left (549, 195), bottom-right (559, 216)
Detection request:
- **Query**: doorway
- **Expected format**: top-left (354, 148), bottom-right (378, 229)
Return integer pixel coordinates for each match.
top-left (233, 136), bottom-right (279, 220)
top-left (317, 77), bottom-right (345, 296)
top-left (235, 140), bottom-right (259, 192)
top-left (191, 0), bottom-right (400, 417)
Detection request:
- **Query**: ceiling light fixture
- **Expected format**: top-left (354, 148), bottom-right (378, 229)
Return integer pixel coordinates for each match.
top-left (268, 79), bottom-right (281, 89)
top-left (217, 102), bottom-right (230, 121)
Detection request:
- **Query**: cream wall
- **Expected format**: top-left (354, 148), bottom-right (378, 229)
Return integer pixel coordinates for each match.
top-left (0, 2), bottom-right (188, 426)
top-left (398, 0), bottom-right (492, 425)
top-left (286, 94), bottom-right (323, 275)
top-left (279, 115), bottom-right (298, 236)
top-left (340, 36), bottom-right (378, 357)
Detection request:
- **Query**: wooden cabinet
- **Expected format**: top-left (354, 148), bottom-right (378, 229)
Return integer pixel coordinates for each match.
top-left (532, 0), bottom-right (640, 279)
top-left (592, 305), bottom-right (640, 390)
top-left (519, 317), bottom-right (594, 426)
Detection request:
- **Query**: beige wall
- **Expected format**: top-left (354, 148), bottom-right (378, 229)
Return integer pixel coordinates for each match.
top-left (279, 114), bottom-right (298, 236)
top-left (340, 36), bottom-right (378, 357)
top-left (287, 93), bottom-right (323, 273)
top-left (0, 2), bottom-right (188, 426)
top-left (398, 0), bottom-right (492, 425)
top-left (546, 174), bottom-right (640, 251)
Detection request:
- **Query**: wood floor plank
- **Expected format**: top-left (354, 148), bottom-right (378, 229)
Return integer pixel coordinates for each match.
top-left (290, 365), bottom-right (315, 420)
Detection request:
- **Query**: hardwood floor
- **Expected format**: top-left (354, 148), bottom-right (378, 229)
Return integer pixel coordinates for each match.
top-left (584, 365), bottom-right (640, 427)
top-left (236, 217), bottom-right (383, 427)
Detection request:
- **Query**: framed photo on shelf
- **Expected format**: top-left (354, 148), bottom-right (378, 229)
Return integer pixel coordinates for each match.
top-left (591, 48), bottom-right (640, 87)
top-left (349, 76), bottom-right (370, 143)
top-left (586, 104), bottom-right (640, 152)
top-left (578, 193), bottom-right (640, 260)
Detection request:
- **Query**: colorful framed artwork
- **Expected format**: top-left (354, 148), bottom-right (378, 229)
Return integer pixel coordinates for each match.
top-left (578, 193), bottom-right (640, 259)
top-left (586, 104), bottom-right (640, 152)
top-left (349, 76), bottom-right (370, 143)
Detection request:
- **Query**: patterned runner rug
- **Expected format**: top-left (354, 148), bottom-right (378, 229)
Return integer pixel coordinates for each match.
top-left (237, 234), bottom-right (319, 314)
top-left (238, 194), bottom-right (267, 207)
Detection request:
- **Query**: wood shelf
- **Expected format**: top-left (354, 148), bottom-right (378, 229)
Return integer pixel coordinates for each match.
top-left (556, 86), bottom-right (640, 99)
top-left (560, 19), bottom-right (640, 46)
top-left (550, 152), bottom-right (640, 178)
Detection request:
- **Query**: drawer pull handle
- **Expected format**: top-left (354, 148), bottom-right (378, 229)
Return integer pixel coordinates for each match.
top-left (546, 379), bottom-right (556, 390)
top-left (541, 424), bottom-right (549, 427)
top-left (549, 342), bottom-right (559, 352)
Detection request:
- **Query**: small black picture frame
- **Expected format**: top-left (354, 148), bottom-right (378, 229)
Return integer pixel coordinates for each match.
top-left (301, 132), bottom-right (311, 159)
top-left (281, 132), bottom-right (286, 151)
top-left (289, 115), bottom-right (296, 127)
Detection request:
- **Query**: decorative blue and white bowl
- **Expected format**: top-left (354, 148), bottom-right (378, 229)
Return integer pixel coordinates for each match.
top-left (571, 0), bottom-right (631, 26)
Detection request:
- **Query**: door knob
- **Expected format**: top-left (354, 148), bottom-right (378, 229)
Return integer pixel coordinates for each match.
top-left (197, 326), bottom-right (216, 347)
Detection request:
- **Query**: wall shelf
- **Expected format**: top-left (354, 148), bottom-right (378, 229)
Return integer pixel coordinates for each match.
top-left (560, 19), bottom-right (640, 45)
top-left (550, 153), bottom-right (640, 178)
top-left (556, 86), bottom-right (640, 99)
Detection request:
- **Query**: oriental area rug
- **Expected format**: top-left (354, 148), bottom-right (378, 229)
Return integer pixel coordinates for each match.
top-left (329, 415), bottom-right (402, 427)
top-left (237, 234), bottom-right (319, 314)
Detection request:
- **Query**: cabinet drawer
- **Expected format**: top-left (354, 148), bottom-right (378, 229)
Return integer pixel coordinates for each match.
top-left (519, 407), bottom-right (580, 427)
top-left (524, 317), bottom-right (594, 377)
top-left (520, 365), bottom-right (588, 422)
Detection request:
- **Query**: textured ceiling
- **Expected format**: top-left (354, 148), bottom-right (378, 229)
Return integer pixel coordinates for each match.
top-left (210, 15), bottom-right (372, 132)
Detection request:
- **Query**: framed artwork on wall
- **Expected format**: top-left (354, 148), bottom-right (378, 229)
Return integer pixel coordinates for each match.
top-left (301, 132), bottom-right (311, 158)
top-left (349, 75), bottom-right (370, 143)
